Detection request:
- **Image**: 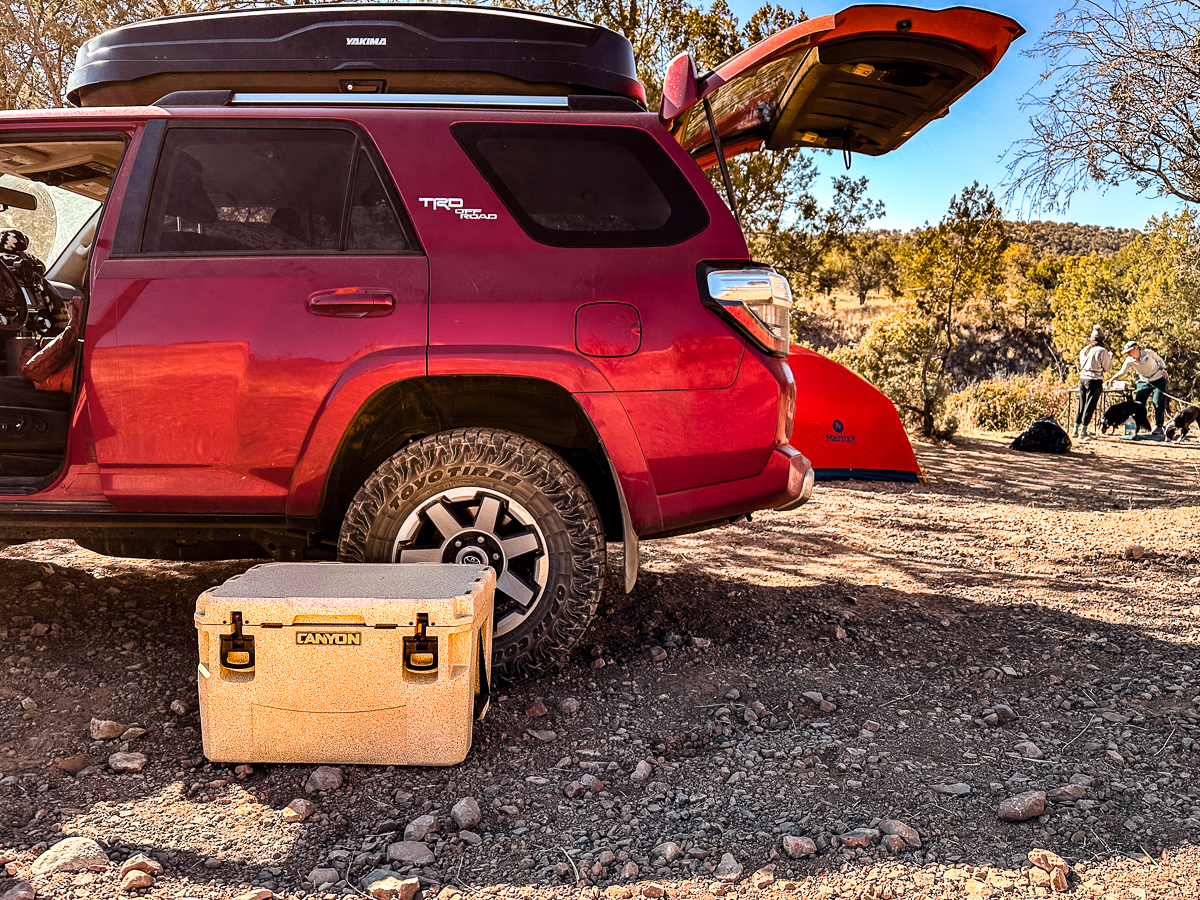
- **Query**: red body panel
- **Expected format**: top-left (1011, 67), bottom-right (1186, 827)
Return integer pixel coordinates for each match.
top-left (87, 254), bottom-right (428, 512)
top-left (656, 445), bottom-right (807, 535)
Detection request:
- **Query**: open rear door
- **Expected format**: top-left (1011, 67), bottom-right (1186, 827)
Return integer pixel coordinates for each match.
top-left (662, 5), bottom-right (1023, 169)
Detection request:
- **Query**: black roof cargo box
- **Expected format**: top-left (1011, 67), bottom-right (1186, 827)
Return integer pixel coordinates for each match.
top-left (66, 3), bottom-right (644, 108)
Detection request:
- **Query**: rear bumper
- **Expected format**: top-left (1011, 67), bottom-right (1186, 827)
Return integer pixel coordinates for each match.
top-left (651, 443), bottom-right (813, 536)
top-left (776, 445), bottom-right (816, 510)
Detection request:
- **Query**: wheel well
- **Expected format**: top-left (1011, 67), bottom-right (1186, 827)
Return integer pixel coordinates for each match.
top-left (318, 375), bottom-right (624, 541)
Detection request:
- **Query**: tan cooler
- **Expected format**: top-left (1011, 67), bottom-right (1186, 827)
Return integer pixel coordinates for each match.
top-left (194, 562), bottom-right (494, 766)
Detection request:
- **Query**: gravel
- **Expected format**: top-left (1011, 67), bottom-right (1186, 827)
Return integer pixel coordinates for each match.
top-left (0, 434), bottom-right (1198, 899)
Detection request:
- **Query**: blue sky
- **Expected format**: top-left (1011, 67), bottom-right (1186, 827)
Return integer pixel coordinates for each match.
top-left (723, 0), bottom-right (1184, 230)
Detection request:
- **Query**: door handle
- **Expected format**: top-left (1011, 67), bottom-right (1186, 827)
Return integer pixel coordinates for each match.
top-left (307, 288), bottom-right (396, 318)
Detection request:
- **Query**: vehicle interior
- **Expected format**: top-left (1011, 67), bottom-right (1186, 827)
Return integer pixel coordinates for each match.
top-left (0, 138), bottom-right (121, 485)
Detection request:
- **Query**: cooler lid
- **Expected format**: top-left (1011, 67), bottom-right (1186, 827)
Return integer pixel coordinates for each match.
top-left (67, 3), bottom-right (645, 107)
top-left (195, 562), bottom-right (494, 629)
top-left (663, 4), bottom-right (1023, 167)
top-left (206, 562), bottom-right (490, 602)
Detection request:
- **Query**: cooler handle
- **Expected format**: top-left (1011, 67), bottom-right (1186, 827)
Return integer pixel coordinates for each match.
top-left (219, 611), bottom-right (256, 670)
top-left (473, 626), bottom-right (491, 720)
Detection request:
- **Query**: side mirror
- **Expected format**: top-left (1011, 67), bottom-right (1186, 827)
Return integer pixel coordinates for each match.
top-left (0, 184), bottom-right (37, 212)
top-left (659, 52), bottom-right (699, 125)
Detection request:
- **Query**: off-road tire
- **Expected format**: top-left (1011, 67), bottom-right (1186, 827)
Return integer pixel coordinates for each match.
top-left (338, 428), bottom-right (605, 684)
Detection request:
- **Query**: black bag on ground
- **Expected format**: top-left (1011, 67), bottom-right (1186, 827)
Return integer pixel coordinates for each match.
top-left (1010, 417), bottom-right (1072, 454)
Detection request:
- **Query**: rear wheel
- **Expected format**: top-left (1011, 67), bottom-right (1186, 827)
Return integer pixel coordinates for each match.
top-left (338, 428), bottom-right (605, 684)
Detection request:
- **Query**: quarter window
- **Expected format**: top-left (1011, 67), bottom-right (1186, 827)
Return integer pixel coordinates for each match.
top-left (452, 123), bottom-right (708, 248)
top-left (142, 127), bottom-right (412, 254)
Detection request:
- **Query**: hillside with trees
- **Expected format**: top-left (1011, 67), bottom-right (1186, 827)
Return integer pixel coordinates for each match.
top-left (1006, 220), bottom-right (1138, 257)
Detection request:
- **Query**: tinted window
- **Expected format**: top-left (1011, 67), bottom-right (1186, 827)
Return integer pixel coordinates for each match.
top-left (452, 123), bottom-right (708, 248)
top-left (142, 127), bottom-right (411, 254)
top-left (348, 147), bottom-right (408, 252)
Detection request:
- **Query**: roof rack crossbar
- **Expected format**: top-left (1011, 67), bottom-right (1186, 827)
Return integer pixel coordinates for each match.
top-left (228, 92), bottom-right (571, 109)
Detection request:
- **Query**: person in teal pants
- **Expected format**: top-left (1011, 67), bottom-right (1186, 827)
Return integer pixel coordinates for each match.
top-left (1109, 341), bottom-right (1170, 435)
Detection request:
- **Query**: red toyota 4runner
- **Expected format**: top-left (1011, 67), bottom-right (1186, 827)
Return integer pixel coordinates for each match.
top-left (0, 4), bottom-right (1020, 680)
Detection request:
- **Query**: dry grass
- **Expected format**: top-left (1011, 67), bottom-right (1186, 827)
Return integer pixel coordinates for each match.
top-left (947, 370), bottom-right (1072, 432)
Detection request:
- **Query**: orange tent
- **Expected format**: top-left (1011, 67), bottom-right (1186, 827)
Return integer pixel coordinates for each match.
top-left (788, 345), bottom-right (921, 482)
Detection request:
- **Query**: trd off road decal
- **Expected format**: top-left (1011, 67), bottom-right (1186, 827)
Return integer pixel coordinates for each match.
top-left (296, 632), bottom-right (362, 645)
top-left (418, 197), bottom-right (498, 220)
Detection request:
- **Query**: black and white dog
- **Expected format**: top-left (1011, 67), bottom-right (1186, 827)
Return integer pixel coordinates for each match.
top-left (1165, 405), bottom-right (1200, 442)
top-left (1101, 399), bottom-right (1152, 435)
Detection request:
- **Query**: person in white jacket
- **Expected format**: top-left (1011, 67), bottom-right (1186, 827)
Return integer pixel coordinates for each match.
top-left (1075, 325), bottom-right (1112, 438)
top-left (1108, 341), bottom-right (1170, 435)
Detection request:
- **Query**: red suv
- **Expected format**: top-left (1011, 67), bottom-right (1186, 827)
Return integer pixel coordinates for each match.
top-left (0, 4), bottom-right (1020, 681)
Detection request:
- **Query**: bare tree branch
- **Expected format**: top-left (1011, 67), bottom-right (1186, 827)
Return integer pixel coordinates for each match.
top-left (1007, 0), bottom-right (1200, 212)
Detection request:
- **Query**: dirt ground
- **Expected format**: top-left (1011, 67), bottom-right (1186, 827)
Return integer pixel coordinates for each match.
top-left (1, 432), bottom-right (1198, 900)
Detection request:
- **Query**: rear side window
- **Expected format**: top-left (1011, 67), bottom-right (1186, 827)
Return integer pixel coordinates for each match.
top-left (142, 127), bottom-right (413, 254)
top-left (452, 123), bottom-right (708, 248)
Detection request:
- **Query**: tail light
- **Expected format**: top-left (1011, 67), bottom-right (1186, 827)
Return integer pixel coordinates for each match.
top-left (779, 363), bottom-right (796, 444)
top-left (699, 262), bottom-right (792, 358)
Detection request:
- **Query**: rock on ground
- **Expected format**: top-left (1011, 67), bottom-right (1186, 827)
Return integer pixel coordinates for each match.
top-left (386, 842), bottom-right (435, 867)
top-left (451, 797), bottom-right (481, 829)
top-left (361, 870), bottom-right (419, 900)
top-left (654, 841), bottom-right (683, 861)
top-left (107, 751), bottom-right (147, 773)
top-left (782, 835), bottom-right (816, 858)
top-left (31, 837), bottom-right (108, 875)
top-left (1048, 784), bottom-right (1087, 802)
top-left (1014, 740), bottom-right (1044, 759)
top-left (119, 854), bottom-right (162, 877)
top-left (53, 755), bottom-right (87, 774)
top-left (1029, 849), bottom-right (1068, 873)
top-left (282, 798), bottom-right (315, 822)
top-left (119, 870), bottom-right (154, 892)
top-left (839, 828), bottom-right (880, 848)
top-left (304, 765), bottom-right (343, 793)
top-left (404, 813), bottom-right (438, 840)
top-left (879, 819), bottom-right (922, 847)
top-left (308, 866), bottom-right (340, 888)
top-left (998, 790), bottom-right (1047, 822)
top-left (932, 782), bottom-right (972, 795)
top-left (88, 717), bottom-right (124, 739)
top-left (714, 852), bottom-right (743, 881)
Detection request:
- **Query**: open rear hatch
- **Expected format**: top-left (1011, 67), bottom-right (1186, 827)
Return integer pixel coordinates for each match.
top-left (662, 4), bottom-right (1023, 168)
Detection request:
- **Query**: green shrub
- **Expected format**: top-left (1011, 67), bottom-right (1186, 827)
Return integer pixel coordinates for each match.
top-left (830, 305), bottom-right (960, 439)
top-left (948, 370), bottom-right (1070, 432)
